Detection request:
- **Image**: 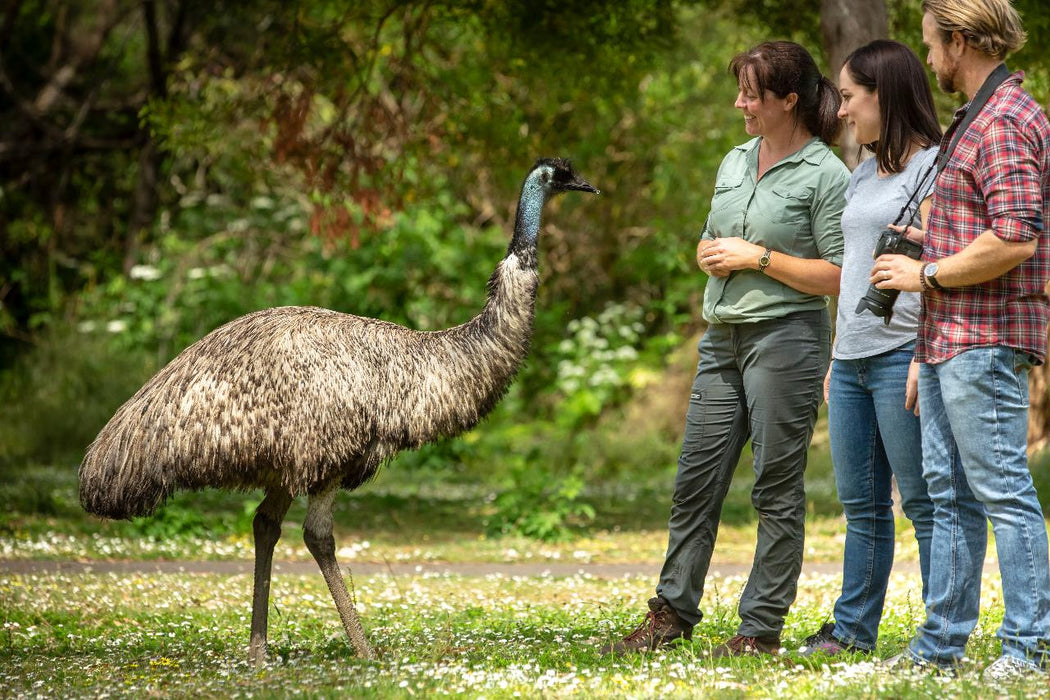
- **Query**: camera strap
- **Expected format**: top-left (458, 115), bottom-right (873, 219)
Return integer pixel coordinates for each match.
top-left (889, 63), bottom-right (1012, 229)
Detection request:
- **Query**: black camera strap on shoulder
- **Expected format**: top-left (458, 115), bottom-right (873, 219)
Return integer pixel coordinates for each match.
top-left (889, 63), bottom-right (1012, 230)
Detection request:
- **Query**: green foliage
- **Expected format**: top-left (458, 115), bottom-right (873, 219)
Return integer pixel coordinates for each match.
top-left (729, 0), bottom-right (823, 52)
top-left (0, 329), bottom-right (155, 468)
top-left (3, 1), bottom-right (755, 473)
top-left (123, 502), bottom-right (212, 540)
top-left (122, 498), bottom-right (257, 540)
top-left (8, 0), bottom-right (1050, 543)
top-left (484, 461), bottom-right (596, 542)
top-left (0, 465), bottom-right (81, 522)
top-left (552, 303), bottom-right (646, 428)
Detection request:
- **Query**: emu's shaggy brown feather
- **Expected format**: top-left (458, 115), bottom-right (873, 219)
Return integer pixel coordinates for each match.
top-left (79, 255), bottom-right (537, 518)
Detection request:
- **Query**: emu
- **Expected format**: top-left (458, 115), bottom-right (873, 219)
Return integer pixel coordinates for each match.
top-left (78, 158), bottom-right (598, 663)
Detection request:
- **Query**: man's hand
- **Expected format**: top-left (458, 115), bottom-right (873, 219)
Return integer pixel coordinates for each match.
top-left (870, 253), bottom-right (923, 293)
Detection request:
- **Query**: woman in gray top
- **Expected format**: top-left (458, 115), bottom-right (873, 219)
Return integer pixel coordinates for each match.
top-left (799, 40), bottom-right (942, 657)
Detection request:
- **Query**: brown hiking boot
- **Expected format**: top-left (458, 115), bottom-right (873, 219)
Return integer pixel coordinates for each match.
top-left (710, 633), bottom-right (781, 658)
top-left (600, 596), bottom-right (693, 655)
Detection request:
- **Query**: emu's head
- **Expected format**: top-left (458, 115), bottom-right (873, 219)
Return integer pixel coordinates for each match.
top-left (531, 157), bottom-right (600, 197)
top-left (511, 158), bottom-right (599, 252)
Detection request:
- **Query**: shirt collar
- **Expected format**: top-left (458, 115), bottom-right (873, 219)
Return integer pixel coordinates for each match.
top-left (735, 136), bottom-right (825, 166)
top-left (951, 70), bottom-right (1025, 120)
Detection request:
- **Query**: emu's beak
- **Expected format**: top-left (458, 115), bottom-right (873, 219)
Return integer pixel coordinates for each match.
top-left (566, 176), bottom-right (600, 194)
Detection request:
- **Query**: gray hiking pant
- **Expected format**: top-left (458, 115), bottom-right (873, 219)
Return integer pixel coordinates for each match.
top-left (656, 309), bottom-right (831, 637)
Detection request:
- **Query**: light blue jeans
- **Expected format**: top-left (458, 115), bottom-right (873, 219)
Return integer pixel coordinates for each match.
top-left (828, 343), bottom-right (933, 651)
top-left (907, 346), bottom-right (1050, 669)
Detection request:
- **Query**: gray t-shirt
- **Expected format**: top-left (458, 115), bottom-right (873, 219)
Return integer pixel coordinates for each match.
top-left (834, 147), bottom-right (939, 360)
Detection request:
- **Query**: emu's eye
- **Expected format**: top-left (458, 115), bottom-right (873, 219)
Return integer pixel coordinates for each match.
top-left (540, 171), bottom-right (550, 184)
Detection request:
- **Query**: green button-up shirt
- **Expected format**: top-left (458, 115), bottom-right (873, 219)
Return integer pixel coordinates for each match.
top-left (701, 136), bottom-right (849, 324)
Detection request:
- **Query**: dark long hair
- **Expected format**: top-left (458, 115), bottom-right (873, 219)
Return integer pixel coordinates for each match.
top-left (843, 40), bottom-right (943, 174)
top-left (730, 41), bottom-right (842, 146)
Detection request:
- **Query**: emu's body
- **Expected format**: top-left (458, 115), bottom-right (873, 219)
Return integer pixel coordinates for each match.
top-left (78, 158), bottom-right (598, 663)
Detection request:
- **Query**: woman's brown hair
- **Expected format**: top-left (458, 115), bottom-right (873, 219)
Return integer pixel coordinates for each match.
top-left (730, 41), bottom-right (842, 146)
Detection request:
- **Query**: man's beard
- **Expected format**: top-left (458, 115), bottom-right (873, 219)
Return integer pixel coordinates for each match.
top-left (936, 56), bottom-right (960, 93)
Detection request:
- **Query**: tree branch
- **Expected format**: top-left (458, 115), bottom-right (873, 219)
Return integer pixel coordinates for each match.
top-left (32, 0), bottom-right (124, 116)
top-left (1, 0), bottom-right (23, 45)
top-left (142, 0), bottom-right (167, 98)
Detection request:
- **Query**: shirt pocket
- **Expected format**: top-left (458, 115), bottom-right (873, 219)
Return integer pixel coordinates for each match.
top-left (769, 184), bottom-right (812, 226)
top-left (710, 175), bottom-right (745, 214)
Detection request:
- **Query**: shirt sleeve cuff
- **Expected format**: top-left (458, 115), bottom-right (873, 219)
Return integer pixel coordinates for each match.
top-left (992, 215), bottom-right (1042, 243)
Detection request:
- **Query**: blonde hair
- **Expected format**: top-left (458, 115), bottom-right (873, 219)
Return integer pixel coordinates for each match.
top-left (922, 0), bottom-right (1027, 59)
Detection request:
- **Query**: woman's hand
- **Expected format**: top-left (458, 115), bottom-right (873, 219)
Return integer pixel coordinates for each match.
top-left (887, 223), bottom-right (926, 246)
top-left (905, 359), bottom-right (920, 416)
top-left (823, 362), bottom-right (832, 404)
top-left (697, 237), bottom-right (764, 277)
top-left (697, 240), bottom-right (728, 277)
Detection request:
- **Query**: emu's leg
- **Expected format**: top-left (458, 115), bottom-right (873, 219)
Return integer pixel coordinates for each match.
top-left (249, 488), bottom-right (294, 665)
top-left (303, 486), bottom-right (374, 659)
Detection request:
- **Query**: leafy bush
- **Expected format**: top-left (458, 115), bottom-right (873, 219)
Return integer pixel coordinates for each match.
top-left (552, 303), bottom-right (645, 427)
top-left (120, 497), bottom-right (257, 540)
top-left (0, 329), bottom-right (155, 468)
top-left (484, 459), bottom-right (596, 542)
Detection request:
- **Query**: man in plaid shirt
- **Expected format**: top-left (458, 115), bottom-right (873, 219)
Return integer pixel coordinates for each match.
top-left (870, 0), bottom-right (1050, 681)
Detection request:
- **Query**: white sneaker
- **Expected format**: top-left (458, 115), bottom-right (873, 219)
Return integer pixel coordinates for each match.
top-left (882, 652), bottom-right (956, 676)
top-left (981, 655), bottom-right (1046, 682)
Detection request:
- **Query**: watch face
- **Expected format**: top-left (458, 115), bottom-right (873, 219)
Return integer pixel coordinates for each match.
top-left (924, 262), bottom-right (939, 277)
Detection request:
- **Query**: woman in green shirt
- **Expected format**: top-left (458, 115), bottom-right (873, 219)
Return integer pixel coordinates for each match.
top-left (603, 41), bottom-right (849, 657)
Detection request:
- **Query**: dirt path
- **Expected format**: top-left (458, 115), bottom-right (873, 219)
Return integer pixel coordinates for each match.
top-left (0, 559), bottom-right (935, 578)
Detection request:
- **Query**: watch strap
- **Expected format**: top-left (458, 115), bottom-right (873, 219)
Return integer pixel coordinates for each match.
top-left (926, 263), bottom-right (944, 290)
top-left (758, 248), bottom-right (772, 272)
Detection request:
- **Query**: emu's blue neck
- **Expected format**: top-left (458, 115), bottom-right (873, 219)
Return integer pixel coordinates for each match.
top-left (508, 173), bottom-right (547, 266)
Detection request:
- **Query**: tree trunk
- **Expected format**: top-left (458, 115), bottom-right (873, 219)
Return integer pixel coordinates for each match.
top-left (819, 0), bottom-right (889, 169)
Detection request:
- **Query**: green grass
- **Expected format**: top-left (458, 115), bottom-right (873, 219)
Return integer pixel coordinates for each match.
top-left (3, 463), bottom-right (1047, 697)
top-left (1, 567), bottom-right (1044, 698)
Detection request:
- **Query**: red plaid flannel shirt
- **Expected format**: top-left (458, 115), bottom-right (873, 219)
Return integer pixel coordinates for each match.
top-left (918, 73), bottom-right (1050, 364)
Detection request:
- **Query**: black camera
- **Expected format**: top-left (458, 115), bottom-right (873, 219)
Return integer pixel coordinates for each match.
top-left (855, 229), bottom-right (923, 324)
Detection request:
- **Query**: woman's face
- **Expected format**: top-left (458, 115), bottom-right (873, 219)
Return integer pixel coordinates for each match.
top-left (837, 65), bottom-right (880, 145)
top-left (734, 69), bottom-right (795, 138)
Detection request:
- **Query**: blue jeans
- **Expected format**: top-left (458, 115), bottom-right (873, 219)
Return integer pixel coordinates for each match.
top-left (828, 343), bottom-right (933, 651)
top-left (907, 346), bottom-right (1050, 669)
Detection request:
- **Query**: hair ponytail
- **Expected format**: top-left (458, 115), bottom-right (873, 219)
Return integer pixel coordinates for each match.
top-left (810, 75), bottom-right (843, 146)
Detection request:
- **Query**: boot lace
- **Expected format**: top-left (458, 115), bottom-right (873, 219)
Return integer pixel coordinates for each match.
top-left (802, 622), bottom-right (837, 647)
top-left (725, 635), bottom-right (763, 653)
top-left (624, 609), bottom-right (667, 643)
